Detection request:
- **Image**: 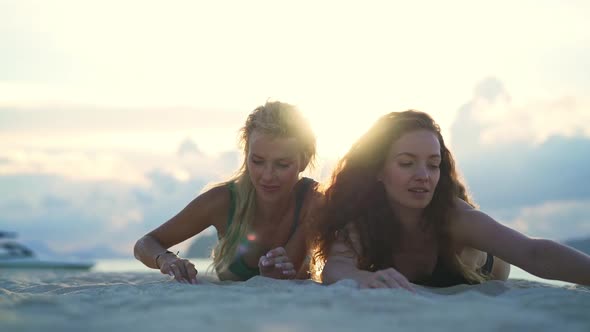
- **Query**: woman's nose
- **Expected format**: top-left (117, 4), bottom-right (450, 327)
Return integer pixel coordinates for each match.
top-left (414, 165), bottom-right (429, 181)
top-left (262, 165), bottom-right (274, 180)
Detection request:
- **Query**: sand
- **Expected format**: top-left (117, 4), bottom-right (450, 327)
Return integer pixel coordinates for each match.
top-left (1, 270), bottom-right (589, 332)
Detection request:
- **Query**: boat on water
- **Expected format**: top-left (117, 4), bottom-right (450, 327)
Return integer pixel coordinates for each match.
top-left (0, 231), bottom-right (95, 270)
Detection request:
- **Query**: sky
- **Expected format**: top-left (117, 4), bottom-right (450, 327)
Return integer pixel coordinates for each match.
top-left (1, 0), bottom-right (589, 258)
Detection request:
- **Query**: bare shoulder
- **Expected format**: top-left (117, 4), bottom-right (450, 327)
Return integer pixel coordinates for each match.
top-left (450, 206), bottom-right (492, 229)
top-left (198, 184), bottom-right (231, 206)
top-left (447, 200), bottom-right (534, 265)
top-left (453, 197), bottom-right (476, 211)
top-left (304, 179), bottom-right (324, 203)
top-left (145, 183), bottom-right (232, 248)
top-left (193, 184), bottom-right (232, 231)
top-left (448, 204), bottom-right (503, 246)
top-left (299, 178), bottom-right (325, 212)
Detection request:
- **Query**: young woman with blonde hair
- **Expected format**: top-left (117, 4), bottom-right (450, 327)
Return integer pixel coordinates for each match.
top-left (135, 101), bottom-right (320, 283)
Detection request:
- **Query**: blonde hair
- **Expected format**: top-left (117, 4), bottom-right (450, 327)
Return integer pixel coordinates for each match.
top-left (211, 101), bottom-right (316, 274)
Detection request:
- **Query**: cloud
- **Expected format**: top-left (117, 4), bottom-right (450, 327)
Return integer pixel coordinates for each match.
top-left (0, 148), bottom-right (150, 184)
top-left (4, 76), bottom-right (590, 258)
top-left (0, 136), bottom-right (243, 258)
top-left (491, 199), bottom-right (590, 242)
top-left (0, 137), bottom-right (241, 185)
top-left (0, 172), bottom-right (212, 258)
top-left (450, 77), bottom-right (590, 240)
top-left (0, 103), bottom-right (248, 258)
top-left (451, 78), bottom-right (590, 210)
top-left (452, 77), bottom-right (590, 149)
top-left (454, 135), bottom-right (590, 210)
top-left (0, 104), bottom-right (243, 131)
top-left (177, 138), bottom-right (203, 157)
top-left (108, 209), bottom-right (143, 232)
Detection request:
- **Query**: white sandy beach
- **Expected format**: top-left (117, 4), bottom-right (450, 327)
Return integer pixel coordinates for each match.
top-left (1, 268), bottom-right (589, 332)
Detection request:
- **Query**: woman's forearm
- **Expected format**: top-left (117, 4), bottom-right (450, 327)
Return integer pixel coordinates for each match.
top-left (133, 235), bottom-right (169, 269)
top-left (529, 239), bottom-right (590, 285)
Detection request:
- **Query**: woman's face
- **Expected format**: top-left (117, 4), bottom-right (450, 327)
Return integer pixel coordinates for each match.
top-left (247, 130), bottom-right (303, 203)
top-left (379, 129), bottom-right (441, 210)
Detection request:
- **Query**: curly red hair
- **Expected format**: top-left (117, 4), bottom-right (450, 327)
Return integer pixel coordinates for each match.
top-left (311, 110), bottom-right (478, 281)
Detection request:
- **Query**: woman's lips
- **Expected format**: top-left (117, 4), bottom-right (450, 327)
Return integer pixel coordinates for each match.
top-left (260, 184), bottom-right (280, 192)
top-left (408, 188), bottom-right (430, 199)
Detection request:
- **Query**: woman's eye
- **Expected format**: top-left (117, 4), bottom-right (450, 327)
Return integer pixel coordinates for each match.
top-left (398, 161), bottom-right (413, 167)
top-left (276, 163), bottom-right (290, 169)
top-left (251, 159), bottom-right (263, 165)
top-left (429, 164), bottom-right (440, 169)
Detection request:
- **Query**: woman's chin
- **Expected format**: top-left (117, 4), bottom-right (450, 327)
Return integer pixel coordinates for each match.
top-left (256, 190), bottom-right (285, 203)
top-left (399, 198), bottom-right (433, 210)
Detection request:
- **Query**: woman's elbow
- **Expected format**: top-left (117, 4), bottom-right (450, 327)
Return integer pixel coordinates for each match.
top-left (133, 235), bottom-right (152, 261)
top-left (133, 239), bottom-right (143, 261)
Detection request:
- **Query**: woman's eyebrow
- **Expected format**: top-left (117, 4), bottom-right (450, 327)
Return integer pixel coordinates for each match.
top-left (394, 152), bottom-right (441, 159)
top-left (394, 152), bottom-right (415, 158)
top-left (251, 154), bottom-right (293, 161)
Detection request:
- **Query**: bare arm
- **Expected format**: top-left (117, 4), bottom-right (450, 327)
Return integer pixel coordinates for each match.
top-left (133, 185), bottom-right (228, 270)
top-left (259, 187), bottom-right (323, 279)
top-left (258, 228), bottom-right (309, 280)
top-left (133, 235), bottom-right (172, 269)
top-left (287, 226), bottom-right (310, 278)
top-left (322, 240), bottom-right (372, 285)
top-left (526, 239), bottom-right (590, 284)
top-left (321, 226), bottom-right (414, 291)
top-left (451, 208), bottom-right (590, 285)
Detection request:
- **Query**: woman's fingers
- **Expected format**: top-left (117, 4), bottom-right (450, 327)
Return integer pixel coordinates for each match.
top-left (275, 262), bottom-right (294, 270)
top-left (169, 263), bottom-right (185, 282)
top-left (270, 255), bottom-right (290, 266)
top-left (175, 263), bottom-right (188, 283)
top-left (259, 254), bottom-right (290, 268)
top-left (259, 256), bottom-right (294, 273)
top-left (367, 279), bottom-right (389, 289)
top-left (397, 277), bottom-right (415, 293)
top-left (184, 260), bottom-right (198, 284)
top-left (281, 268), bottom-right (296, 277)
top-left (167, 259), bottom-right (198, 284)
top-left (258, 255), bottom-right (269, 267)
top-left (259, 255), bottom-right (280, 268)
top-left (384, 268), bottom-right (415, 293)
top-left (258, 250), bottom-right (296, 279)
top-left (360, 269), bottom-right (415, 292)
top-left (374, 273), bottom-right (399, 289)
top-left (359, 276), bottom-right (386, 289)
top-left (265, 247), bottom-right (287, 258)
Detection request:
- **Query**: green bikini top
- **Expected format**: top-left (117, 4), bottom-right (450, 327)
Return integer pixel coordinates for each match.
top-left (226, 177), bottom-right (315, 280)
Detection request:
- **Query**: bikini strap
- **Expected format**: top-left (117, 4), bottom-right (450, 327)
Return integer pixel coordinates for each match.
top-left (289, 177), bottom-right (315, 238)
top-left (227, 182), bottom-right (236, 228)
top-left (228, 178), bottom-right (314, 236)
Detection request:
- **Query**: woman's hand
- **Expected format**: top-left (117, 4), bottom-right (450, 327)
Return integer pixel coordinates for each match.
top-left (258, 247), bottom-right (297, 279)
top-left (157, 252), bottom-right (198, 284)
top-left (358, 268), bottom-right (415, 292)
